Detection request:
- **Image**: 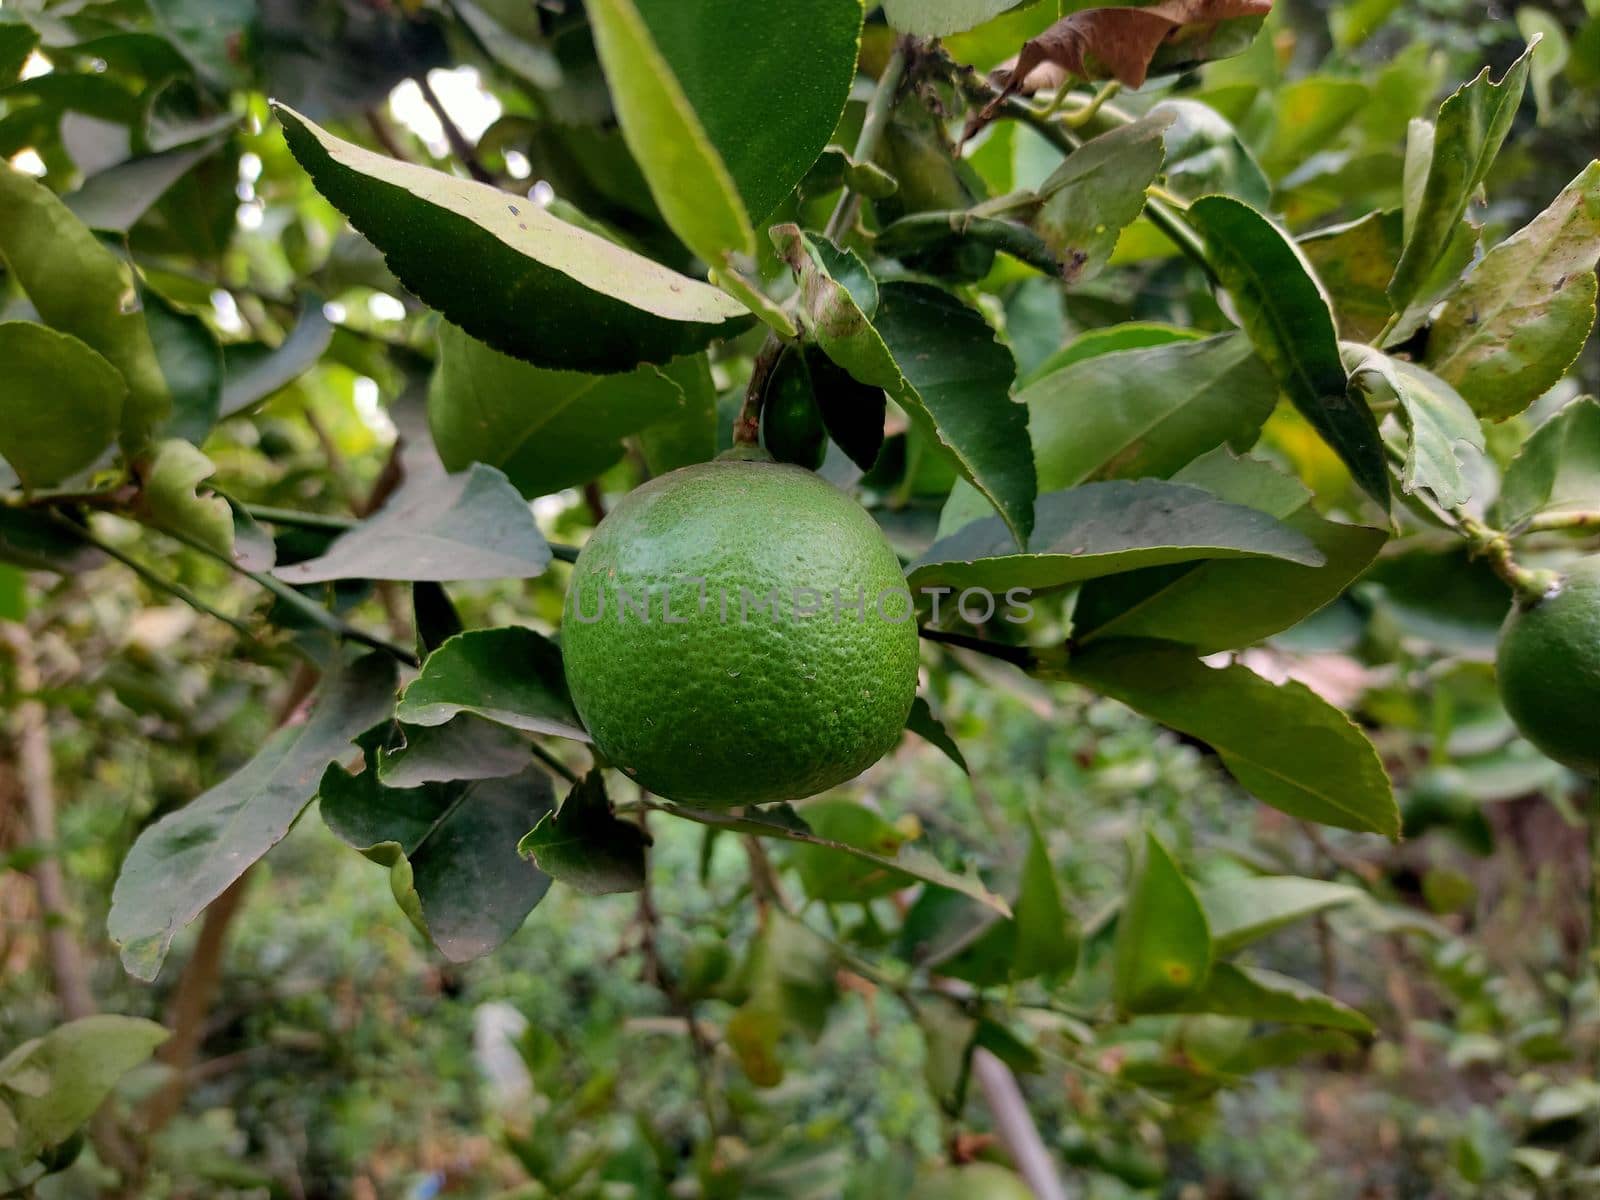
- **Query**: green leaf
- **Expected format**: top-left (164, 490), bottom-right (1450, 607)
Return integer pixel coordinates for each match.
top-left (584, 0), bottom-right (754, 264)
top-left (219, 298), bottom-right (334, 419)
top-left (427, 321), bottom-right (691, 497)
top-left (0, 1016), bottom-right (168, 1162)
top-left (137, 439), bottom-right (234, 559)
top-left (1298, 210), bottom-right (1402, 343)
top-left (917, 992), bottom-right (979, 1113)
top-left (377, 714), bottom-right (531, 788)
top-left (637, 354), bottom-right (718, 475)
top-left (906, 696), bottom-right (969, 773)
top-left (788, 799), bottom-right (915, 902)
top-left (883, 0), bottom-right (1024, 36)
top-left (1013, 816), bottom-right (1079, 982)
top-left (0, 160), bottom-right (170, 450)
top-left (1023, 332), bottom-right (1277, 491)
top-left (520, 770), bottom-right (647, 895)
top-left (1387, 42), bottom-right (1536, 315)
top-left (625, 0), bottom-right (863, 228)
top-left (1186, 195), bottom-right (1387, 510)
top-left (273, 104), bottom-right (749, 373)
top-left (1152, 98), bottom-right (1270, 208)
top-left (656, 801), bottom-right (1012, 917)
top-left (1020, 321), bottom-right (1204, 389)
top-left (0, 23), bottom-right (38, 85)
top-left (64, 139), bottom-right (225, 233)
top-left (320, 742), bottom-right (554, 961)
top-left (274, 463), bottom-right (550, 584)
top-left (908, 478), bottom-right (1323, 595)
top-left (1493, 397), bottom-right (1600, 528)
top-left (109, 654), bottom-right (398, 980)
top-left (0, 323), bottom-right (124, 491)
top-left (1032, 110), bottom-right (1172, 283)
top-left (0, 565), bottom-right (24, 622)
top-left (1516, 8), bottom-right (1569, 123)
top-left (396, 626), bottom-right (587, 741)
top-left (1112, 830), bottom-right (1211, 1013)
top-left (1060, 640), bottom-right (1400, 836)
top-left (145, 292), bottom-right (223, 444)
top-left (1343, 346), bottom-right (1484, 509)
top-left (727, 912), bottom-right (839, 1085)
top-left (774, 226), bottom-right (1035, 545)
top-left (1425, 160), bottom-right (1600, 422)
top-left (806, 346), bottom-right (887, 473)
top-left (1071, 450), bottom-right (1388, 653)
top-left (1196, 875), bottom-right (1363, 954)
top-left (1177, 963), bottom-right (1373, 1032)
top-left (0, 509), bottom-right (102, 575)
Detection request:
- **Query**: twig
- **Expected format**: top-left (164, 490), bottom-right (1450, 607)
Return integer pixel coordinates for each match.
top-left (415, 73), bottom-right (494, 183)
top-left (971, 1049), bottom-right (1073, 1200)
top-left (918, 626), bottom-right (1037, 669)
top-left (731, 337), bottom-right (785, 448)
top-left (1523, 510), bottom-right (1600, 534)
top-left (528, 740), bottom-right (580, 785)
top-left (364, 108), bottom-right (410, 162)
top-left (235, 503), bottom-right (355, 533)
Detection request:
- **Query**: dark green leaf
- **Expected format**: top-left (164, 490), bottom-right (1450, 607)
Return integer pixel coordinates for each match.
top-left (109, 654), bottom-right (398, 980)
top-left (908, 478), bottom-right (1323, 595)
top-left (1196, 875), bottom-right (1362, 954)
top-left (0, 509), bottom-right (102, 575)
top-left (145, 292), bottom-right (223, 444)
top-left (1493, 397), bottom-right (1600, 529)
top-left (0, 160), bottom-right (170, 450)
top-left (377, 714), bottom-right (532, 788)
top-left (218, 297), bottom-right (334, 419)
top-left (774, 227), bottom-right (1035, 545)
top-left (1112, 830), bottom-right (1211, 1013)
top-left (1071, 450), bottom-right (1387, 653)
top-left (1060, 640), bottom-right (1400, 836)
top-left (427, 321), bottom-right (690, 497)
top-left (1387, 42), bottom-right (1535, 314)
top-left (0, 322), bottom-right (124, 490)
top-left (321, 746), bottom-right (554, 960)
top-left (519, 770), bottom-right (647, 895)
top-left (64, 139), bottom-right (225, 233)
top-left (0, 23), bottom-right (38, 85)
top-left (636, 354), bottom-right (718, 475)
top-left (1425, 160), bottom-right (1600, 421)
top-left (1013, 816), bottom-right (1078, 981)
top-left (806, 346), bottom-right (886, 473)
top-left (1177, 963), bottom-right (1373, 1032)
top-left (917, 992), bottom-right (978, 1113)
top-left (274, 104), bottom-right (749, 373)
top-left (396, 626), bottom-right (587, 741)
top-left (1187, 194), bottom-right (1387, 510)
top-left (1023, 332), bottom-right (1276, 490)
top-left (906, 696), bottom-right (969, 773)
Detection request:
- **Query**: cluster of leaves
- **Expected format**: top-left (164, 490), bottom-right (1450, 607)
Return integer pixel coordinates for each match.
top-left (3, 0), bottom-right (1599, 1190)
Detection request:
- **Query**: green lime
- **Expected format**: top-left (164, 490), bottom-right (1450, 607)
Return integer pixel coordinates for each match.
top-left (760, 348), bottom-right (827, 470)
top-left (910, 1164), bottom-right (1034, 1200)
top-left (1495, 555), bottom-right (1600, 776)
top-left (561, 460), bottom-right (920, 806)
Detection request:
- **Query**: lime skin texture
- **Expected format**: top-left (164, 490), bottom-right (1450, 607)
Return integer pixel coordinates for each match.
top-left (561, 460), bottom-right (921, 806)
top-left (1496, 554), bottom-right (1600, 777)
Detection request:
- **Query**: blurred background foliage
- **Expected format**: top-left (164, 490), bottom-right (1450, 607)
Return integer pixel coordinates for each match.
top-left (1, 0), bottom-right (1598, 1196)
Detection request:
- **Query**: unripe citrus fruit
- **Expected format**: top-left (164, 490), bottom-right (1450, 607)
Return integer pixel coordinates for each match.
top-left (1495, 555), bottom-right (1600, 776)
top-left (910, 1164), bottom-right (1034, 1200)
top-left (561, 460), bottom-right (919, 806)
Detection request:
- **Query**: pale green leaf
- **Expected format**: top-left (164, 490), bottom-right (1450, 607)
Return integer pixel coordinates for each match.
top-left (0, 323), bottom-right (124, 491)
top-left (1113, 830), bottom-right (1211, 1013)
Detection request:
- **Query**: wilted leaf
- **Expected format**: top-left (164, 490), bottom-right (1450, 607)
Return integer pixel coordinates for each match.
top-left (1426, 160), bottom-right (1600, 421)
top-left (109, 655), bottom-right (398, 980)
top-left (137, 439), bottom-right (234, 558)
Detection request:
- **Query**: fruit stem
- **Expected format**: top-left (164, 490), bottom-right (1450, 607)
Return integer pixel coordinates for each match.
top-left (1524, 510), bottom-right (1600, 534)
top-left (734, 41), bottom-right (911, 448)
top-left (1456, 513), bottom-right (1559, 607)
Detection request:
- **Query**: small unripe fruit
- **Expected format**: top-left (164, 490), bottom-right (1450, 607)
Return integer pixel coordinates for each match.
top-left (1495, 555), bottom-right (1600, 776)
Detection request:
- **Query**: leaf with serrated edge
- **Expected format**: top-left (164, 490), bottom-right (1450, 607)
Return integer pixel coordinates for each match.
top-left (1426, 160), bottom-right (1600, 421)
top-left (273, 104), bottom-right (748, 373)
top-left (397, 626), bottom-right (588, 741)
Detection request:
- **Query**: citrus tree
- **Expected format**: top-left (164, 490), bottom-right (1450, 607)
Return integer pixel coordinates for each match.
top-left (2, 0), bottom-right (1598, 1194)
